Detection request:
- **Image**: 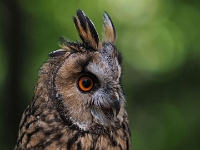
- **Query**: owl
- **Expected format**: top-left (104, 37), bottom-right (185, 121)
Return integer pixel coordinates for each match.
top-left (15, 9), bottom-right (131, 150)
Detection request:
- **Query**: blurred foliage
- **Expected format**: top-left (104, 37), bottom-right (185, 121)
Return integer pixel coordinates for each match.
top-left (1, 0), bottom-right (200, 149)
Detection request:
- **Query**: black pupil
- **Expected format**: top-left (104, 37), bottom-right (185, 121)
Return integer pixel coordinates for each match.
top-left (82, 78), bottom-right (91, 88)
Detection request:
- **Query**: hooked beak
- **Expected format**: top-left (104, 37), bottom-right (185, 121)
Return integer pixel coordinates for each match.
top-left (102, 99), bottom-right (120, 120)
top-left (91, 90), bottom-right (121, 125)
top-left (102, 92), bottom-right (120, 120)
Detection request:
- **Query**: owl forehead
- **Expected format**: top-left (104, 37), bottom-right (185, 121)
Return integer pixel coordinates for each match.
top-left (86, 48), bottom-right (121, 82)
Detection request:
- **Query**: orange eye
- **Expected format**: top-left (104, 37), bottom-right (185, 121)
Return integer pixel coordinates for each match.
top-left (78, 76), bottom-right (94, 92)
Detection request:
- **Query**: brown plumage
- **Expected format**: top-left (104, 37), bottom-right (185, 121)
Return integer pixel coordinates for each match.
top-left (15, 9), bottom-right (131, 150)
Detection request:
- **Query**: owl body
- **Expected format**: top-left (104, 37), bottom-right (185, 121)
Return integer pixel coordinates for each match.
top-left (15, 10), bottom-right (130, 150)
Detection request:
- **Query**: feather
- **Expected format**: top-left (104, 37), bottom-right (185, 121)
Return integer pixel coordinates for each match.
top-left (74, 9), bottom-right (100, 50)
top-left (103, 12), bottom-right (116, 43)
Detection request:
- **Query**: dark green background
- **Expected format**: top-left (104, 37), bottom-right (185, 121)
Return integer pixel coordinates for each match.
top-left (1, 0), bottom-right (200, 149)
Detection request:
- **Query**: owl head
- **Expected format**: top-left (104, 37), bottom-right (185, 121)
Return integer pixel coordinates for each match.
top-left (46, 10), bottom-right (125, 129)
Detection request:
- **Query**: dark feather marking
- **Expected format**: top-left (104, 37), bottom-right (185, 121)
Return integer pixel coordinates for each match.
top-left (85, 16), bottom-right (99, 46)
top-left (90, 134), bottom-right (100, 150)
top-left (19, 109), bottom-right (35, 130)
top-left (122, 122), bottom-right (128, 139)
top-left (109, 134), bottom-right (117, 146)
top-left (19, 111), bottom-right (29, 130)
top-left (19, 103), bottom-right (33, 129)
top-left (77, 141), bottom-right (82, 150)
top-left (40, 113), bottom-right (48, 122)
top-left (73, 17), bottom-right (85, 42)
top-left (49, 50), bottom-right (67, 58)
top-left (123, 121), bottom-right (131, 136)
top-left (25, 119), bottom-right (37, 130)
top-left (117, 51), bottom-right (122, 65)
top-left (26, 127), bottom-right (44, 145)
top-left (17, 132), bottom-right (25, 146)
top-left (111, 125), bottom-right (119, 135)
top-left (73, 16), bottom-right (79, 32)
top-left (122, 121), bottom-right (131, 149)
top-left (43, 130), bottom-right (53, 137)
top-left (42, 132), bottom-right (63, 147)
top-left (122, 121), bottom-right (126, 131)
top-left (126, 138), bottom-right (130, 150)
top-left (67, 132), bottom-right (82, 149)
top-left (46, 118), bottom-right (60, 125)
top-left (119, 144), bottom-right (123, 150)
top-left (76, 9), bottom-right (87, 32)
top-left (76, 56), bottom-right (92, 69)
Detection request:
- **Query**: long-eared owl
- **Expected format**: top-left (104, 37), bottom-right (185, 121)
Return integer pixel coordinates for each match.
top-left (15, 9), bottom-right (131, 150)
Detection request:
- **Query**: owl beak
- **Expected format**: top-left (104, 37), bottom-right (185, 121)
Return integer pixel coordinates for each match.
top-left (102, 92), bottom-right (120, 120)
top-left (91, 91), bottom-right (121, 122)
top-left (113, 98), bottom-right (120, 116)
top-left (102, 98), bottom-right (120, 120)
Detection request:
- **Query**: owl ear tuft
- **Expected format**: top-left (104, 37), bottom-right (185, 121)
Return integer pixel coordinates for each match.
top-left (73, 9), bottom-right (101, 50)
top-left (103, 12), bottom-right (116, 43)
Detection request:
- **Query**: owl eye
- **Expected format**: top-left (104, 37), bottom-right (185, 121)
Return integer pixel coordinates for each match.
top-left (78, 76), bottom-right (94, 92)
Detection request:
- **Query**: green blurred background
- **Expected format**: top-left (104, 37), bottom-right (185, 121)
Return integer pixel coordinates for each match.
top-left (1, 0), bottom-right (200, 149)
